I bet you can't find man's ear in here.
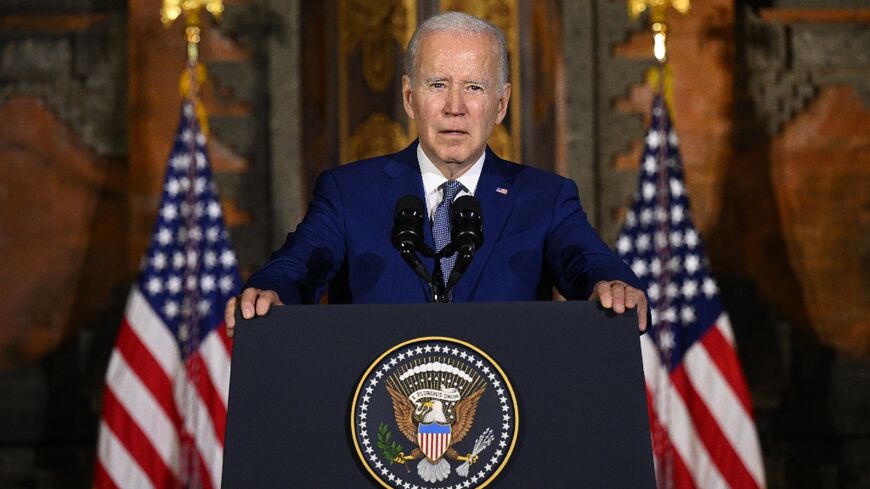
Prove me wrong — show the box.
[402,75,416,120]
[494,82,511,125]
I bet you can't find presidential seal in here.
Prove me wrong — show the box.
[351,337,519,489]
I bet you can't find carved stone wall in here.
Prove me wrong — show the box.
[561,0,652,239]
[0,8,127,156]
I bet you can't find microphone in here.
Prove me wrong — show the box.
[391,195,425,252]
[446,195,483,290]
[450,195,483,252]
[391,196,433,287]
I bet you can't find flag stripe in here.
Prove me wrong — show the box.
[126,287,182,376]
[701,317,754,414]
[217,324,234,357]
[114,318,182,428]
[101,388,177,487]
[97,419,156,489]
[195,445,217,489]
[199,326,232,410]
[641,336,728,489]
[93,460,120,489]
[186,349,228,443]
[177,375,225,489]
[689,329,765,486]
[717,314,736,347]
[646,389,698,489]
[671,366,761,489]
[105,350,180,474]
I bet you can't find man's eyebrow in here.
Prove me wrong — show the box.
[462,79,489,87]
[424,76,448,83]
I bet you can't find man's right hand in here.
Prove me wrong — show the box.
[224,287,284,338]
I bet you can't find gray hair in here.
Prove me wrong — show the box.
[404,11,509,91]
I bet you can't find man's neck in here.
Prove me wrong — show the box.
[432,160,475,180]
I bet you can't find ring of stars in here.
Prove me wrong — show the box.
[353,338,517,489]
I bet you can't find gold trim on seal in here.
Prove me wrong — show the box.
[351,336,520,489]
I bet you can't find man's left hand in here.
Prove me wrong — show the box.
[589,280,648,333]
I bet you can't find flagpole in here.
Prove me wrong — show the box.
[162,3,223,488]
[627,4,691,489]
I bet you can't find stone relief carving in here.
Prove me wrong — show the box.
[0,14,127,156]
[740,7,870,136]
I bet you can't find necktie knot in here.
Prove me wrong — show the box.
[442,180,463,203]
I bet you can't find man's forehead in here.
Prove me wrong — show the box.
[415,32,498,73]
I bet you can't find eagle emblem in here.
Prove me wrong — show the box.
[387,383,484,482]
[352,337,518,489]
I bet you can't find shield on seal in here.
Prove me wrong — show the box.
[417,423,452,461]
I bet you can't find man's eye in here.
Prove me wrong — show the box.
[468,85,484,92]
[430,82,445,89]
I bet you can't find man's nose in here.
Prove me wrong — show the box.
[443,87,466,116]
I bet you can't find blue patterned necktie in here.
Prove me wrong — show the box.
[433,180,464,287]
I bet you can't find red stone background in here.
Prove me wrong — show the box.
[0,98,127,369]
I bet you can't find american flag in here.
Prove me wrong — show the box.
[616,95,766,489]
[95,101,239,488]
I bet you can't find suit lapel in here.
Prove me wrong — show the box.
[378,142,427,216]
[377,142,434,297]
[452,150,519,302]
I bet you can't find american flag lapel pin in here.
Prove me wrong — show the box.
[496,187,508,195]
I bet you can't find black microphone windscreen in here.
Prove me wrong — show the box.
[451,195,483,250]
[395,195,425,216]
[451,195,481,216]
[392,195,425,251]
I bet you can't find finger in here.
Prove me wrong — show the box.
[596,282,612,308]
[624,287,639,309]
[588,281,601,301]
[637,293,649,333]
[255,291,280,316]
[240,288,259,319]
[224,296,237,337]
[611,283,626,314]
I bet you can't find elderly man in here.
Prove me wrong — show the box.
[225,12,647,335]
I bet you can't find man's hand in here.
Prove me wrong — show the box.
[589,280,648,333]
[224,287,284,338]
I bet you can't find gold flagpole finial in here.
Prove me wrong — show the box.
[161,0,224,65]
[628,0,690,63]
[162,0,222,135]
[629,1,690,119]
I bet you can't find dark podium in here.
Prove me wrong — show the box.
[222,301,655,488]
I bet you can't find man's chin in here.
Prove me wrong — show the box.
[431,147,482,165]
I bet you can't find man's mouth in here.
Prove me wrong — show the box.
[439,130,468,136]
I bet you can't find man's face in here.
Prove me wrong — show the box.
[402,31,511,173]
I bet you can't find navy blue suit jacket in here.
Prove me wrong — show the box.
[246,142,641,304]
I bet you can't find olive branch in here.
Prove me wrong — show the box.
[377,422,405,464]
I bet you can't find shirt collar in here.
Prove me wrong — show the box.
[417,143,485,198]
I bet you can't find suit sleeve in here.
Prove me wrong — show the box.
[244,170,346,304]
[545,178,643,300]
